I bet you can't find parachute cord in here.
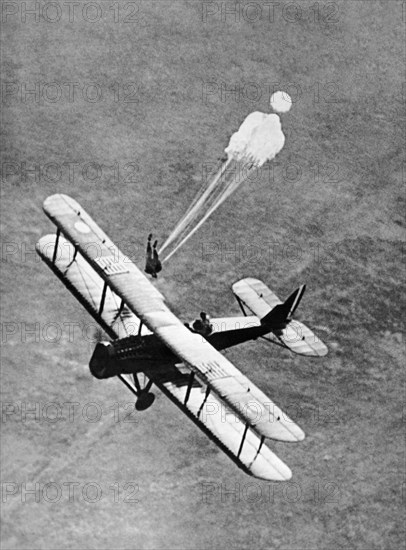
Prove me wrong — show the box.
[162,160,257,264]
[159,157,232,255]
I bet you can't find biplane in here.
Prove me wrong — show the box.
[36,194,327,482]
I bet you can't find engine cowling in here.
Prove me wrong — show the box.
[89,342,122,379]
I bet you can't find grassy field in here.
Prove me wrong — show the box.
[1,1,405,548]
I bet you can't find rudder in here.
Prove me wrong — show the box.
[261,285,306,327]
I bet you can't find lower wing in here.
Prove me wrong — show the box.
[145,363,292,481]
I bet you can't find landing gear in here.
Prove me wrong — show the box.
[135,391,155,411]
[117,373,156,411]
[133,373,155,411]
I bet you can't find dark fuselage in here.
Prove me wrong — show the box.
[89,321,281,379]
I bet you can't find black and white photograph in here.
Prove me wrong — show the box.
[1,1,405,548]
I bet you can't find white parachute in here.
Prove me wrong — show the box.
[159,92,291,262]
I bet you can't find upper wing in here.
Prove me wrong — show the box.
[233,278,328,357]
[36,233,146,340]
[40,194,304,443]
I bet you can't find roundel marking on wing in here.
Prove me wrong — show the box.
[74,220,91,234]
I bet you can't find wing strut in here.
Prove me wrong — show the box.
[52,229,60,263]
[138,321,143,336]
[237,423,249,458]
[249,435,265,468]
[99,282,108,315]
[66,246,78,270]
[112,299,125,323]
[184,371,195,405]
[197,386,211,418]
[236,295,248,316]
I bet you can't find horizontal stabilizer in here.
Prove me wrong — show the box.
[275,320,328,357]
[233,278,327,357]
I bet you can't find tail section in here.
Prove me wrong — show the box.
[261,285,306,327]
[233,279,327,356]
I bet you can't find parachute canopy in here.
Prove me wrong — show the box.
[160,96,290,263]
[225,112,285,166]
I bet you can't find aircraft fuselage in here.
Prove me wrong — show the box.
[89,321,278,379]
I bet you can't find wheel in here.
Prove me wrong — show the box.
[135,392,155,411]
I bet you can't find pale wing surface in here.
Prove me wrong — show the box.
[36,234,291,479]
[277,320,328,357]
[145,363,292,481]
[42,194,304,443]
[36,234,146,339]
[233,278,282,316]
[233,278,328,357]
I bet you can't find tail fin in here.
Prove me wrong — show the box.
[261,285,306,327]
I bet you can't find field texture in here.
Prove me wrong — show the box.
[1,1,405,549]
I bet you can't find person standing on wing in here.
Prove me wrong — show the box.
[145,234,162,278]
